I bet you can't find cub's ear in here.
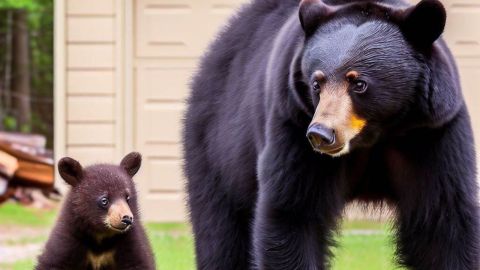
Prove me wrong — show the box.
[58,157,83,187]
[120,152,142,177]
[400,0,446,48]
[299,0,334,36]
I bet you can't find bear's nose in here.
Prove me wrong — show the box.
[306,124,336,148]
[121,215,133,226]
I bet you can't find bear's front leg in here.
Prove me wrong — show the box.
[253,123,345,270]
[391,110,480,270]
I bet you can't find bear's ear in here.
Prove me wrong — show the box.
[120,152,142,178]
[400,0,446,48]
[299,0,334,36]
[58,157,83,187]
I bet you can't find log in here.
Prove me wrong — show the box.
[13,160,53,187]
[0,150,19,177]
[0,141,53,165]
[0,131,46,148]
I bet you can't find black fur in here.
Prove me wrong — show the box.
[36,153,155,270]
[183,0,479,269]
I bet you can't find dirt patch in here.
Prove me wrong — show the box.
[0,243,42,263]
[0,226,50,264]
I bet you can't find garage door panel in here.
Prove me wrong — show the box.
[68,44,115,69]
[67,146,116,164]
[209,0,244,5]
[136,0,197,57]
[147,159,184,192]
[139,104,184,143]
[68,71,115,95]
[444,12,480,57]
[67,0,115,15]
[140,193,187,222]
[67,96,115,122]
[67,17,115,43]
[136,0,241,57]
[68,123,115,146]
[444,0,480,6]
[137,66,192,101]
[140,143,182,159]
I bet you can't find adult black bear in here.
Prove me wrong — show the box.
[36,152,155,270]
[184,0,479,269]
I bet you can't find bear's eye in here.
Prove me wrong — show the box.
[99,197,109,208]
[351,80,368,94]
[312,80,321,92]
[126,195,130,202]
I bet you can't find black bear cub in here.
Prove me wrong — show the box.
[36,152,155,270]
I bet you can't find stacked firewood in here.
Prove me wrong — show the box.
[0,131,54,205]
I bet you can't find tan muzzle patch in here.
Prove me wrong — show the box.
[308,83,366,156]
[105,200,133,232]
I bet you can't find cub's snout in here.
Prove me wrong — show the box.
[106,200,134,232]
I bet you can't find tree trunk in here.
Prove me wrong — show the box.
[11,9,31,130]
[0,10,14,130]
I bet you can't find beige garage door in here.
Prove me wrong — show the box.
[131,0,480,222]
[133,0,244,221]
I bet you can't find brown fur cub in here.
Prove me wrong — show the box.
[36,152,155,270]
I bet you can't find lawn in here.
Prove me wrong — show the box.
[0,202,402,270]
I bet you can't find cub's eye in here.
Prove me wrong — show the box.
[126,195,130,202]
[351,80,368,94]
[312,80,321,92]
[98,197,109,208]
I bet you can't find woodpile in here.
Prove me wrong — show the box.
[0,131,54,205]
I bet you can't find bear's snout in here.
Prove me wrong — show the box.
[308,84,366,156]
[106,200,134,232]
[121,215,133,226]
[307,123,336,148]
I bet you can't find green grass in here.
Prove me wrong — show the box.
[340,219,391,231]
[146,223,195,270]
[0,202,402,270]
[332,231,402,270]
[0,202,56,227]
[0,259,37,270]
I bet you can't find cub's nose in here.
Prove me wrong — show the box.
[306,124,336,148]
[121,215,133,226]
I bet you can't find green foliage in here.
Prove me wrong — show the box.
[0,0,41,11]
[0,0,53,147]
[30,111,48,135]
[20,123,31,133]
[3,115,17,130]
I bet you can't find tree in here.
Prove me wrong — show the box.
[12,9,31,129]
[0,0,53,147]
